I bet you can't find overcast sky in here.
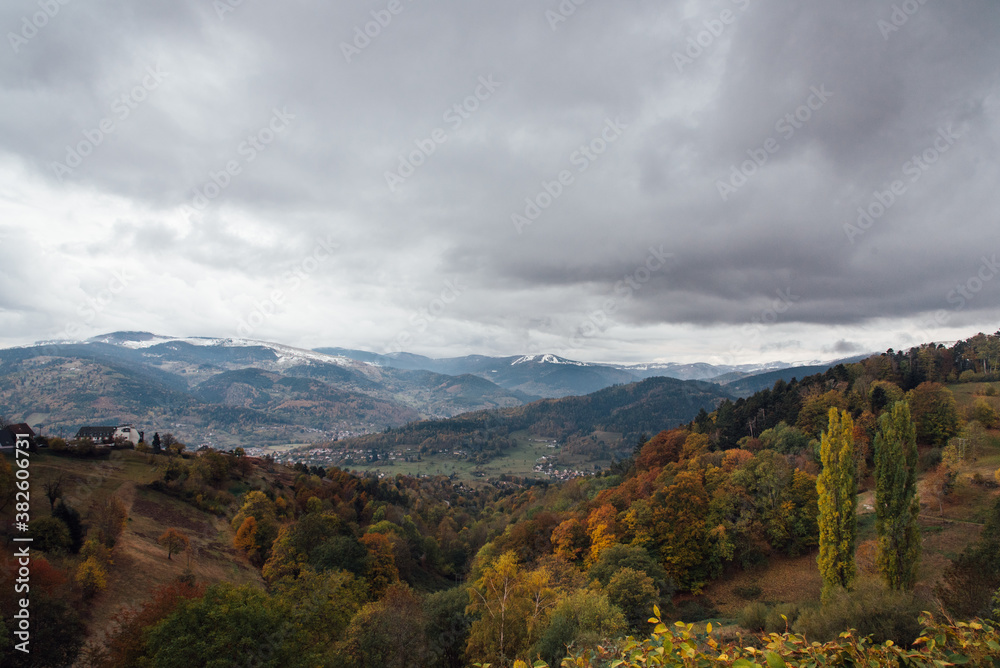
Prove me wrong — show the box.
[1,0,998,364]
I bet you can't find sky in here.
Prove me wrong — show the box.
[0,0,998,365]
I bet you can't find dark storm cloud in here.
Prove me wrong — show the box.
[0,0,998,358]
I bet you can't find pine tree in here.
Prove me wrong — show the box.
[874,401,921,590]
[817,407,858,599]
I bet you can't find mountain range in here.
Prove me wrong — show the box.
[0,332,865,449]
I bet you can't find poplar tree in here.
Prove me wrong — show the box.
[817,407,857,599]
[874,401,921,590]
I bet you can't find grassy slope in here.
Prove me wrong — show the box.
[19,450,263,649]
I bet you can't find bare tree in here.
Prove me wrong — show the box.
[42,473,68,511]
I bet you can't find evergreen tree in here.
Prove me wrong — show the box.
[152,432,162,453]
[817,408,858,599]
[874,401,921,590]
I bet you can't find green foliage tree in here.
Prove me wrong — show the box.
[340,583,429,668]
[30,516,72,554]
[423,585,472,668]
[817,408,858,599]
[758,421,811,453]
[271,568,366,665]
[144,584,302,668]
[604,567,658,632]
[907,382,960,445]
[532,588,626,666]
[874,401,921,590]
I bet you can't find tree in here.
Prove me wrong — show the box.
[604,567,659,631]
[42,473,66,511]
[94,495,128,547]
[360,532,399,596]
[159,528,190,560]
[585,504,617,566]
[91,578,205,668]
[340,583,429,668]
[817,408,858,599]
[873,401,921,590]
[926,463,957,516]
[971,398,999,428]
[466,551,541,666]
[907,382,959,445]
[29,516,72,554]
[144,584,302,668]
[551,518,588,563]
[532,588,626,666]
[76,556,108,598]
[53,500,84,553]
[152,432,162,453]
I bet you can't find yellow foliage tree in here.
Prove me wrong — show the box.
[76,556,107,598]
[817,408,858,599]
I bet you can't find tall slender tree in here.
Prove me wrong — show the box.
[874,401,921,590]
[817,407,858,599]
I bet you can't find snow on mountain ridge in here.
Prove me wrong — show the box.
[511,354,590,366]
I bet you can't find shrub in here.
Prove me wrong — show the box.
[738,601,768,632]
[793,577,926,646]
[30,516,72,554]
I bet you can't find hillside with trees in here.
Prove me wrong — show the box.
[2,332,1000,666]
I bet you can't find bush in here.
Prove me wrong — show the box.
[765,603,800,633]
[738,601,768,632]
[793,578,926,646]
[30,516,72,554]
[959,370,979,383]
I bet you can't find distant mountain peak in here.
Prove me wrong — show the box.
[511,354,589,366]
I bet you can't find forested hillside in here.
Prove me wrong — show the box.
[2,332,999,667]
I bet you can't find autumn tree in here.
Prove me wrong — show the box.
[91,578,205,668]
[94,495,128,547]
[360,532,399,596]
[873,401,921,590]
[159,528,190,560]
[817,408,858,599]
[76,557,108,598]
[650,470,713,591]
[585,504,617,566]
[466,551,558,666]
[551,517,588,562]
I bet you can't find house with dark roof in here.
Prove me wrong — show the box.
[75,425,142,445]
[0,423,35,449]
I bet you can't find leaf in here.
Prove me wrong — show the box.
[706,622,713,634]
[764,651,787,668]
